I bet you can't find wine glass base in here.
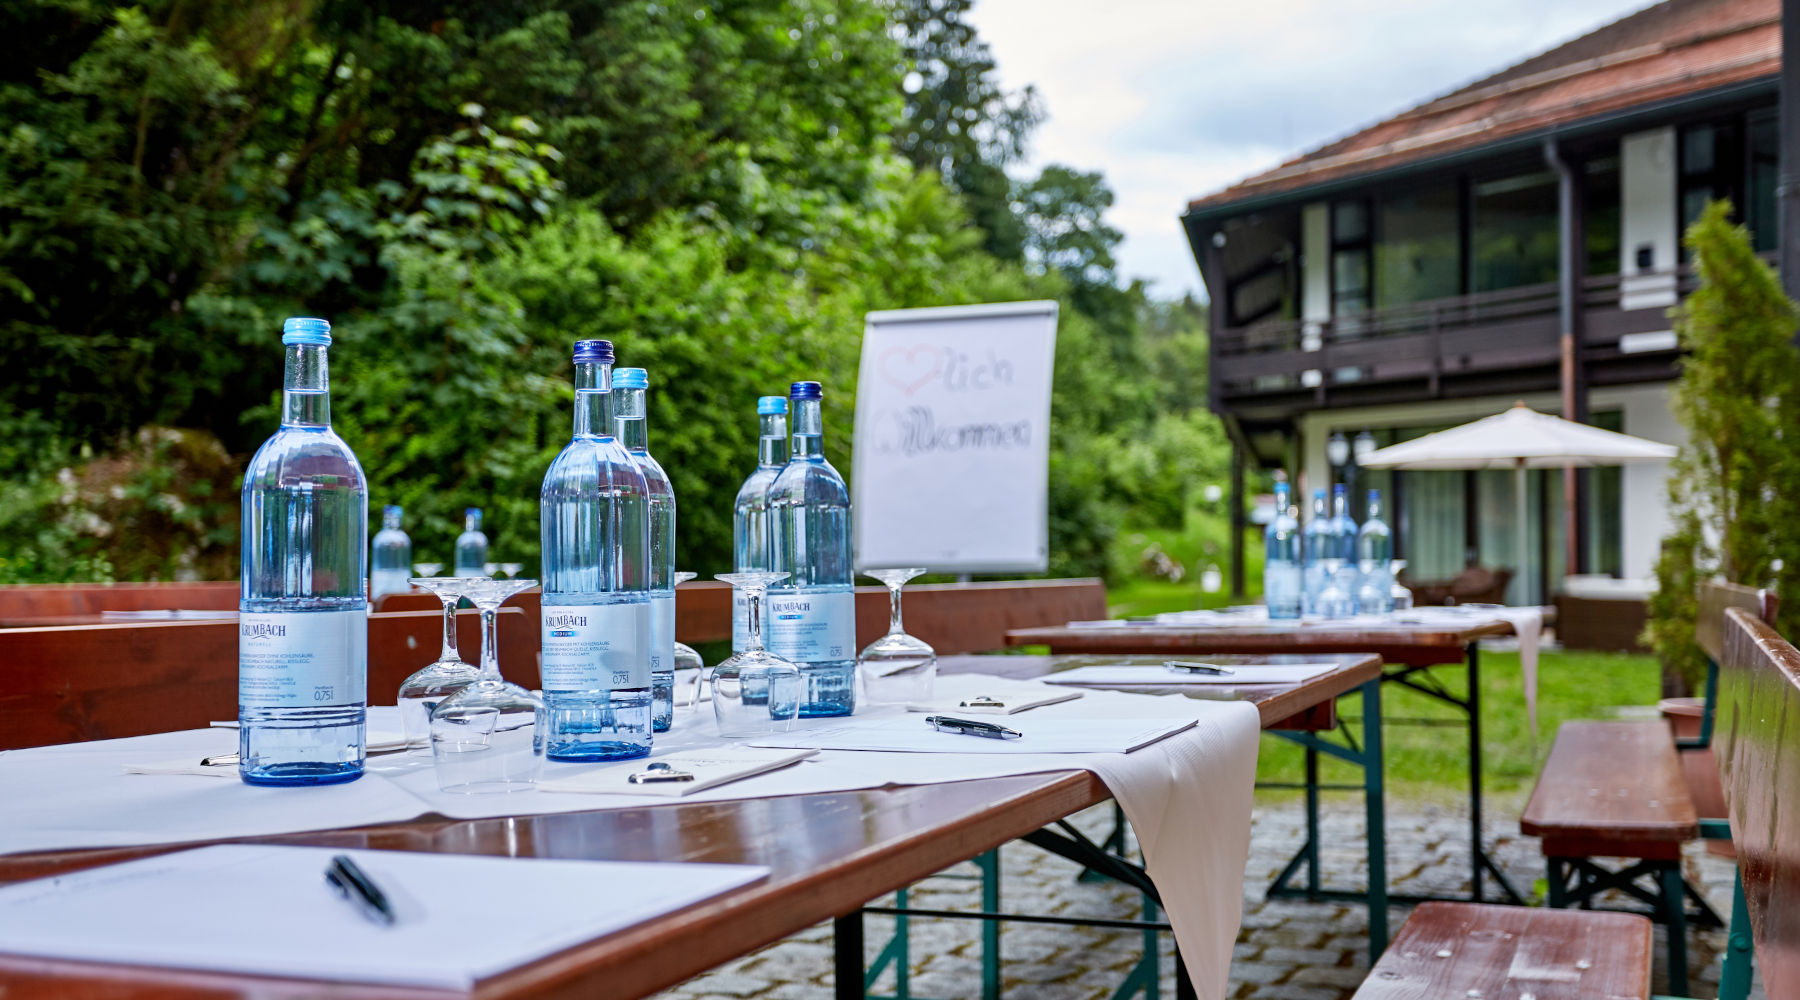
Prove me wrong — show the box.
[436,777,539,795]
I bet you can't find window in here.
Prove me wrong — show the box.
[1375,184,1461,308]
[1680,120,1742,238]
[1471,169,1557,292]
[1584,155,1621,277]
[1330,200,1372,318]
[1748,110,1777,253]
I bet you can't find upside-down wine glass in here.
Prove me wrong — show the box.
[857,568,937,704]
[500,562,524,580]
[711,572,801,737]
[1314,559,1355,620]
[670,571,707,711]
[1389,559,1414,612]
[428,577,543,793]
[397,578,482,754]
[413,562,443,579]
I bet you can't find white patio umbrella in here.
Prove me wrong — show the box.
[1356,401,1678,605]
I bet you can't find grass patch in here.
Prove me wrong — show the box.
[1255,647,1662,803]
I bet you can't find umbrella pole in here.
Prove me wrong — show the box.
[1515,459,1529,607]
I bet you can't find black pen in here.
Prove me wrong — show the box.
[1165,660,1234,676]
[925,716,1023,740]
[325,854,397,926]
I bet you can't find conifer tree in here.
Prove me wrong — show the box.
[1646,200,1800,690]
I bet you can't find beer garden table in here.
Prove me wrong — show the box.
[1004,618,1528,909]
[0,652,1383,1000]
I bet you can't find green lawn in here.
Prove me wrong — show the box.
[1255,647,1661,803]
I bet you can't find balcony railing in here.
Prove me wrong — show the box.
[1213,266,1700,406]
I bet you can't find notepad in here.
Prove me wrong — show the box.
[746,714,1194,754]
[0,845,768,989]
[905,684,1083,715]
[1044,663,1341,686]
[537,747,817,797]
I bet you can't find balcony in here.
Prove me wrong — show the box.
[1212,268,1699,421]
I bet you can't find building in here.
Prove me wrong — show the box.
[1180,0,1778,604]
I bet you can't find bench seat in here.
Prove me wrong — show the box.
[1352,902,1652,999]
[1521,720,1698,859]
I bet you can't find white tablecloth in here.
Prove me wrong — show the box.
[2,674,1261,1000]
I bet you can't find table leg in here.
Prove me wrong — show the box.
[835,911,865,1000]
[1467,642,1483,902]
[1361,677,1388,960]
[1304,743,1321,897]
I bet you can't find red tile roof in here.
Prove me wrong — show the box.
[1187,0,1778,211]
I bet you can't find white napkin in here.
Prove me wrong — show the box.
[536,748,816,797]
[1493,606,1543,740]
[126,730,411,777]
[1082,700,1262,1000]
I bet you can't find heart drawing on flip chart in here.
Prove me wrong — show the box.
[878,344,943,397]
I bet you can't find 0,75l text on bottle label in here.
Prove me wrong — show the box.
[764,591,855,662]
[541,602,650,693]
[238,610,368,708]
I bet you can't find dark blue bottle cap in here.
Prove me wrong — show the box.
[613,367,648,389]
[465,507,481,519]
[1367,489,1381,502]
[757,395,789,415]
[790,381,822,400]
[281,317,331,346]
[572,340,613,365]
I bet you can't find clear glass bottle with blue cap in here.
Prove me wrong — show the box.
[454,507,488,577]
[539,340,654,760]
[732,395,789,652]
[238,317,369,785]
[370,505,412,600]
[766,380,856,716]
[612,365,677,732]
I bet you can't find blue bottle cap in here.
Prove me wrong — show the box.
[1367,489,1381,502]
[465,507,481,519]
[281,317,331,346]
[384,504,403,517]
[1333,483,1347,496]
[1313,489,1326,499]
[613,367,648,389]
[790,381,822,400]
[757,396,789,415]
[572,340,614,365]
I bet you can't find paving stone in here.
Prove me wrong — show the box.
[650,800,1761,1000]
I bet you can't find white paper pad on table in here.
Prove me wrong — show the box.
[1045,663,1341,686]
[538,748,816,797]
[0,844,767,989]
[747,714,1194,754]
[905,675,1083,715]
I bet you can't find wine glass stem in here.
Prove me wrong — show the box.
[479,606,502,680]
[439,597,460,661]
[745,588,767,653]
[887,583,905,636]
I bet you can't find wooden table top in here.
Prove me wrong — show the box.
[1005,618,1514,667]
[0,652,1379,1000]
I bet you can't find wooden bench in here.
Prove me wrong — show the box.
[1350,585,1797,1000]
[1513,581,1774,992]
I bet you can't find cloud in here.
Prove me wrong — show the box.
[970,0,1653,298]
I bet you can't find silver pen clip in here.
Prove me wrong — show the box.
[1165,660,1234,676]
[628,761,696,784]
[959,696,1006,709]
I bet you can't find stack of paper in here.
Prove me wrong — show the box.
[747,714,1194,754]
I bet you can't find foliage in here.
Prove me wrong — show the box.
[0,0,1231,588]
[1645,200,1800,691]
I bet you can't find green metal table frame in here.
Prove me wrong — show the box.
[834,675,1388,998]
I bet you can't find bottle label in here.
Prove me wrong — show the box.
[732,593,749,653]
[541,602,649,693]
[764,590,855,663]
[649,594,675,674]
[239,610,367,708]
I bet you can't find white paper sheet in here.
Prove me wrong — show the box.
[1044,662,1341,686]
[537,748,817,797]
[744,714,1195,754]
[0,844,767,989]
[904,673,1084,714]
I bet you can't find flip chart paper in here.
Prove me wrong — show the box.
[852,301,1058,573]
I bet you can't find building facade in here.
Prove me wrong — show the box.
[1181,0,1779,604]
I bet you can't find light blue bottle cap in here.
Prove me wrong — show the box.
[757,396,788,415]
[281,317,331,346]
[614,367,648,389]
[384,504,402,517]
[1367,489,1381,502]
[465,507,482,520]
[790,381,822,400]
[1313,489,1326,499]
[572,340,613,365]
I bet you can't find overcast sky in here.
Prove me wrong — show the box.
[968,0,1657,300]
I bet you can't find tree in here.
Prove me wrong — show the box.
[1644,200,1800,691]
